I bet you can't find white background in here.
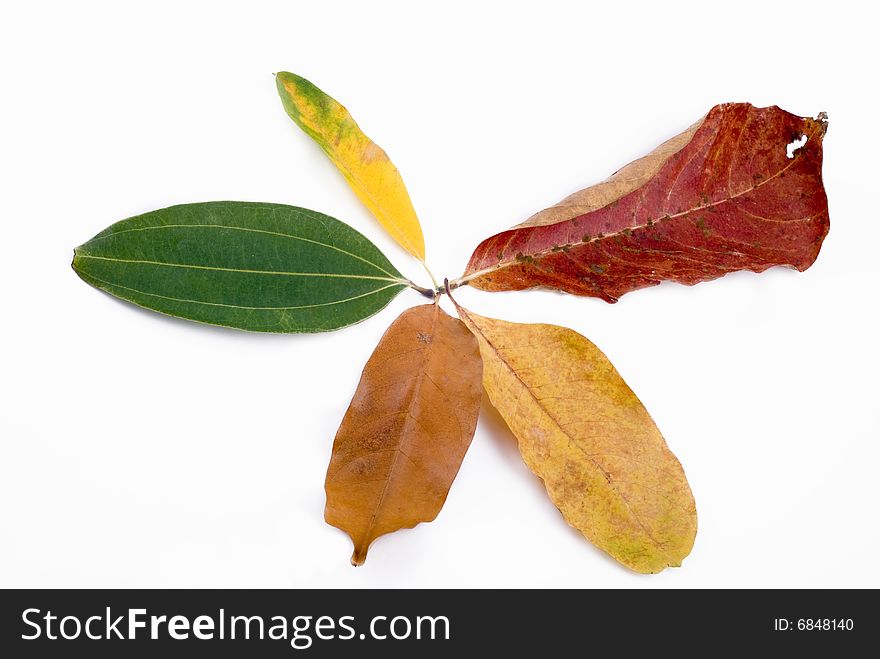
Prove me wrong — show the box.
[2,1,878,588]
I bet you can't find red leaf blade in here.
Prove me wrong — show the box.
[462,104,829,301]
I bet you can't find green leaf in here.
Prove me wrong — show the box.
[72,201,408,333]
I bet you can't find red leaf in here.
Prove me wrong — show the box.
[460,104,829,302]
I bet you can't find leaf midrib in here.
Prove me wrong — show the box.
[86,222,402,280]
[74,254,405,284]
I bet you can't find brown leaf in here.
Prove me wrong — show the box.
[324,303,482,565]
[460,103,829,301]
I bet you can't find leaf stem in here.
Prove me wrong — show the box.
[407,279,437,299]
[419,258,440,290]
[443,278,462,310]
[445,274,472,290]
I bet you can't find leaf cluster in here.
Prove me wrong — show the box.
[73,73,829,572]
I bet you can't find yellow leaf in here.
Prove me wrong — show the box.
[276,72,426,261]
[457,308,697,573]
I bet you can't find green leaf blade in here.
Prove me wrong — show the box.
[73,202,407,333]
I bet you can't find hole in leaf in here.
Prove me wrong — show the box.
[786,134,807,158]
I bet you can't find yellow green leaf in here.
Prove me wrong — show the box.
[276,71,426,261]
[457,308,697,573]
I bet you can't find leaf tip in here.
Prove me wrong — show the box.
[816,111,829,135]
[274,71,300,102]
[350,546,367,567]
[71,246,84,272]
[275,71,312,98]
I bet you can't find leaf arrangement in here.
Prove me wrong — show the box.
[73,72,829,573]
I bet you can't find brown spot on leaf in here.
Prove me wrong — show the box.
[361,142,386,164]
[695,217,710,237]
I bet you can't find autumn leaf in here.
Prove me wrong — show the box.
[276,72,427,262]
[325,303,483,565]
[459,103,829,301]
[72,202,407,333]
[457,307,696,573]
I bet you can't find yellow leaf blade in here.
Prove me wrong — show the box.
[459,309,697,573]
[276,72,426,261]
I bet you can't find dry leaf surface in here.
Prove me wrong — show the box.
[325,303,482,564]
[463,103,829,301]
[459,308,696,573]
